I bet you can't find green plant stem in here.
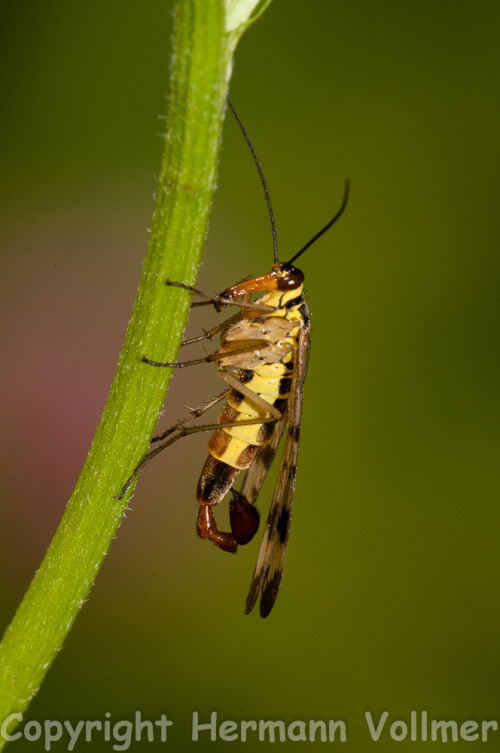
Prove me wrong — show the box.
[0,0,273,745]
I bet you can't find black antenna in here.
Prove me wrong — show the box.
[286,179,350,267]
[227,96,279,264]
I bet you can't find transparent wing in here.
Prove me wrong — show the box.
[245,327,311,617]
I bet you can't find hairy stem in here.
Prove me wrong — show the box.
[0,0,274,745]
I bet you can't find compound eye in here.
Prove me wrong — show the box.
[277,265,304,290]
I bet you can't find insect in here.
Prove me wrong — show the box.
[119,97,348,616]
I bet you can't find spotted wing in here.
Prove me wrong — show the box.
[245,327,311,617]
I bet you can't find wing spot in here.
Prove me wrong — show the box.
[277,508,290,543]
[260,443,276,465]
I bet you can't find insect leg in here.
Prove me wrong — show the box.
[117,423,194,500]
[151,390,229,443]
[166,279,274,313]
[118,393,229,499]
[180,313,242,346]
[142,341,269,369]
[118,410,276,500]
[180,292,249,346]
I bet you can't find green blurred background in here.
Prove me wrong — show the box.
[1,1,500,750]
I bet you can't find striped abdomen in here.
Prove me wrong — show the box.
[197,284,305,507]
